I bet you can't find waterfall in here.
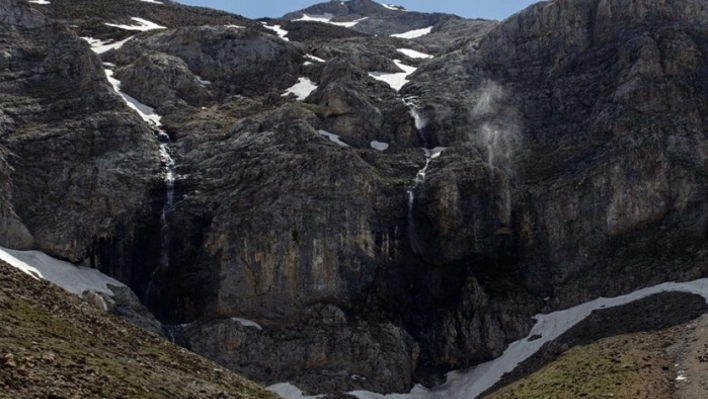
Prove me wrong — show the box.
[146,130,176,305]
[101,64,178,305]
[403,97,446,254]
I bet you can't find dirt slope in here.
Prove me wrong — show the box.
[0,260,278,399]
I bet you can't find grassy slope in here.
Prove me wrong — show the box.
[484,330,675,399]
[0,260,278,399]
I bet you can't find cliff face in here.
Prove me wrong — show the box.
[400,0,708,373]
[0,1,159,281]
[5,0,708,396]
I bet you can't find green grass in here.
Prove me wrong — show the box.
[485,332,673,399]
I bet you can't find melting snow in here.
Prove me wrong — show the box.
[105,69,162,128]
[369,60,417,91]
[232,317,263,331]
[138,0,163,3]
[262,22,289,41]
[318,130,350,148]
[81,36,135,55]
[105,17,166,31]
[195,76,211,87]
[370,141,389,151]
[391,26,433,39]
[0,246,126,296]
[396,48,433,59]
[293,14,367,28]
[268,383,322,399]
[425,147,446,159]
[272,278,708,399]
[282,77,318,101]
[305,54,326,63]
[293,13,334,23]
[28,0,51,4]
[380,3,406,11]
[225,24,246,29]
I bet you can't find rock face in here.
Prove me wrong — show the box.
[30,0,258,40]
[110,26,306,99]
[180,304,419,394]
[281,0,497,54]
[282,0,460,37]
[397,0,708,374]
[152,104,406,322]
[0,0,159,281]
[8,0,708,396]
[114,53,212,109]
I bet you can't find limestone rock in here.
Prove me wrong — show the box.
[109,26,306,99]
[180,304,420,394]
[0,0,159,269]
[115,53,212,109]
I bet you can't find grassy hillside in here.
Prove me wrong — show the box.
[484,331,674,399]
[0,260,278,399]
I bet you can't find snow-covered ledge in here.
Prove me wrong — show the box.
[0,246,124,296]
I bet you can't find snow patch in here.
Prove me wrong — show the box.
[105,69,162,128]
[275,278,708,399]
[81,36,135,55]
[0,246,126,296]
[391,26,433,39]
[105,17,166,31]
[396,48,433,59]
[380,3,406,11]
[368,60,416,91]
[293,13,334,23]
[28,0,50,4]
[425,147,446,159]
[225,24,246,29]
[318,130,350,148]
[138,0,163,4]
[293,14,367,28]
[232,317,263,331]
[370,141,389,151]
[267,383,322,399]
[262,22,289,41]
[305,54,326,63]
[195,76,211,87]
[282,77,318,101]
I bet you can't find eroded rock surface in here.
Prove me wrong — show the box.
[7,0,708,396]
[0,1,159,274]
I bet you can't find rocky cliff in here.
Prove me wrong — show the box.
[0,1,160,290]
[397,0,708,374]
[6,0,708,397]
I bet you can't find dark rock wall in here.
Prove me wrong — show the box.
[0,1,160,286]
[8,0,708,395]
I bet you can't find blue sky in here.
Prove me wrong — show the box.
[176,0,539,20]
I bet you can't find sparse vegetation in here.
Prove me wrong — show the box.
[0,261,278,399]
[485,331,675,399]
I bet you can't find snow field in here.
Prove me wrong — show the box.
[0,246,125,296]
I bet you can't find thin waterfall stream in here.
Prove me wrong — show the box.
[403,97,445,254]
[101,64,178,305]
[146,130,176,304]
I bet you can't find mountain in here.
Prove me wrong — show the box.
[3,0,708,397]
